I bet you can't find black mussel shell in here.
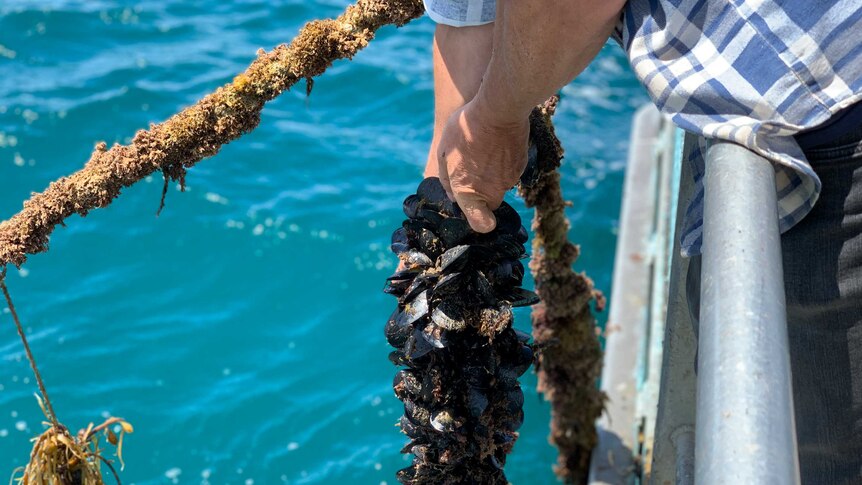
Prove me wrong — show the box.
[418,228,444,260]
[406,331,435,361]
[467,387,490,417]
[430,303,466,332]
[400,277,429,305]
[487,235,526,260]
[430,409,462,433]
[394,369,422,399]
[416,177,449,204]
[403,194,421,219]
[493,430,516,446]
[396,466,416,483]
[438,217,472,247]
[386,308,413,348]
[388,349,410,367]
[383,278,410,297]
[499,408,524,432]
[492,202,522,236]
[519,142,540,188]
[410,444,434,463]
[387,269,420,281]
[399,415,427,439]
[403,249,433,268]
[464,364,493,389]
[402,219,429,241]
[433,272,464,295]
[404,399,432,426]
[420,322,447,349]
[487,259,525,288]
[417,208,444,227]
[503,386,524,414]
[473,271,496,305]
[502,288,540,307]
[391,227,410,254]
[512,260,525,281]
[397,290,429,327]
[516,225,529,244]
[498,345,534,386]
[439,245,473,273]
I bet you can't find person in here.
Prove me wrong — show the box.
[420,1,862,483]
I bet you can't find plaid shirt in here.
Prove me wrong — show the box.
[424,0,862,256]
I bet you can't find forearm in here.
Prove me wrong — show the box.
[425,23,494,177]
[474,0,626,125]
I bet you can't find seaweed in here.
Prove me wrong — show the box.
[2,274,132,485]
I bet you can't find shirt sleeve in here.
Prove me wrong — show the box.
[423,0,496,27]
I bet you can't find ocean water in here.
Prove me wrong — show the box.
[0,2,648,484]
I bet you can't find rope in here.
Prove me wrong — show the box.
[0,0,425,269]
[0,269,60,429]
[520,98,605,484]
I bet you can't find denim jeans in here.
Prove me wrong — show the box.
[687,127,862,485]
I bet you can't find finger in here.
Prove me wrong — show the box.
[437,152,455,201]
[456,194,497,233]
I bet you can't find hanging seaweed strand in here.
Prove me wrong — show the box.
[520,98,606,484]
[2,271,135,484]
[0,0,425,270]
[0,270,60,429]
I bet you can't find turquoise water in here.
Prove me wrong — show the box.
[0,2,648,483]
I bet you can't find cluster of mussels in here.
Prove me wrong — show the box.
[384,178,538,484]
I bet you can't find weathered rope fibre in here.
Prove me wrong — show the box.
[519,98,606,484]
[0,0,424,269]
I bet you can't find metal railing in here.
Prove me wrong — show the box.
[695,141,801,484]
[590,119,803,484]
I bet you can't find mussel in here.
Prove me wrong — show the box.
[383,178,538,485]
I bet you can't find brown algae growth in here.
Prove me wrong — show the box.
[12,413,133,485]
[519,99,606,484]
[0,0,424,269]
[2,275,133,485]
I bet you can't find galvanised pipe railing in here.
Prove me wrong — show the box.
[696,140,801,485]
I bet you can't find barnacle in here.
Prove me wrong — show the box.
[384,178,537,484]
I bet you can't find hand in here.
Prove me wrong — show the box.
[436,99,530,233]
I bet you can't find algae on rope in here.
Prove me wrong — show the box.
[519,98,607,485]
[0,0,424,269]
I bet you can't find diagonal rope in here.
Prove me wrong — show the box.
[0,270,60,429]
[0,0,425,269]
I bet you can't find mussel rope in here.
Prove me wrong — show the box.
[0,0,425,269]
[0,269,60,429]
[520,98,605,484]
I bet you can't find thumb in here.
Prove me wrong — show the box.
[456,194,497,233]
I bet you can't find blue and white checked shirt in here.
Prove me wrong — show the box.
[424,0,862,256]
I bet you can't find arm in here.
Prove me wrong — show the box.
[425,23,495,178]
[437,0,627,232]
